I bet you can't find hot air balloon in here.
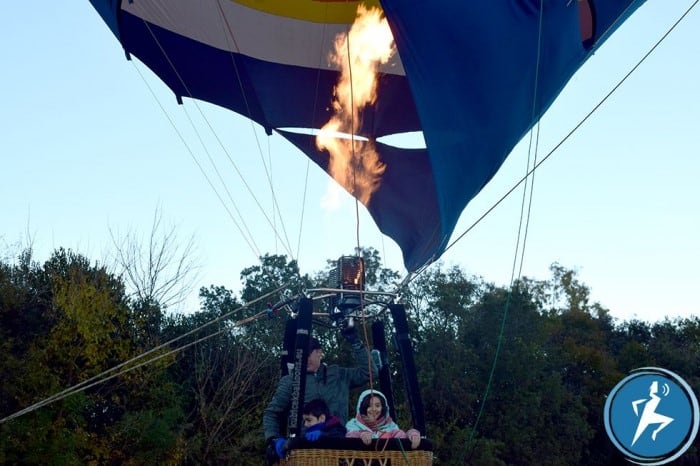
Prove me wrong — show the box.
[88,0,646,273]
[0,2,669,464]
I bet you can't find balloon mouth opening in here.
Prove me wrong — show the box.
[377,131,426,150]
[278,128,426,150]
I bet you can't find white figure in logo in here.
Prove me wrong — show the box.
[631,381,674,446]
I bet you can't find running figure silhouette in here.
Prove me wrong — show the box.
[631,381,674,446]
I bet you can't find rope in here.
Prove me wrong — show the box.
[213,0,296,259]
[128,61,261,259]
[516,123,541,280]
[141,17,296,260]
[268,136,277,255]
[512,0,546,285]
[456,0,546,453]
[296,4,332,262]
[179,102,263,255]
[0,286,285,424]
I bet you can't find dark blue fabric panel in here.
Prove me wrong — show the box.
[590,0,647,45]
[367,142,441,271]
[89,0,120,39]
[277,130,440,271]
[116,12,420,137]
[119,12,269,129]
[242,61,421,136]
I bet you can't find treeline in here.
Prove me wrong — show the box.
[1,247,698,465]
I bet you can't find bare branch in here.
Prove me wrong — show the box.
[108,207,201,311]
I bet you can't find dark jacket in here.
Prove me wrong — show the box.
[279,415,347,457]
[263,342,377,441]
[306,415,347,439]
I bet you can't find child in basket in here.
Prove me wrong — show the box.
[345,389,421,449]
[301,398,347,441]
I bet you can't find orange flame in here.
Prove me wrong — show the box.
[316,5,395,205]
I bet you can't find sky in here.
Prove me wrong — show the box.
[1,1,698,324]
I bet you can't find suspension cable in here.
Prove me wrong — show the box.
[129,61,261,259]
[458,2,546,462]
[213,0,295,259]
[141,18,295,259]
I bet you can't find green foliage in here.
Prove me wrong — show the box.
[239,253,309,305]
[0,248,185,464]
[2,247,700,465]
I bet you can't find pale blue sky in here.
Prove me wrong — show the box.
[1,1,698,323]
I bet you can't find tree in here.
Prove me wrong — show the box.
[109,208,200,313]
[5,246,700,465]
[535,268,622,465]
[162,284,278,465]
[0,248,185,464]
[238,254,313,354]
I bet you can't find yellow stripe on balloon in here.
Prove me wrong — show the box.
[231,0,382,23]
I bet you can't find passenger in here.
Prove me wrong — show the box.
[346,389,421,449]
[263,328,377,461]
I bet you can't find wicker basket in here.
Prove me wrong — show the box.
[280,438,433,466]
[280,450,433,466]
[283,448,433,466]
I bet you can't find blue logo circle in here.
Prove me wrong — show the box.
[604,367,699,465]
